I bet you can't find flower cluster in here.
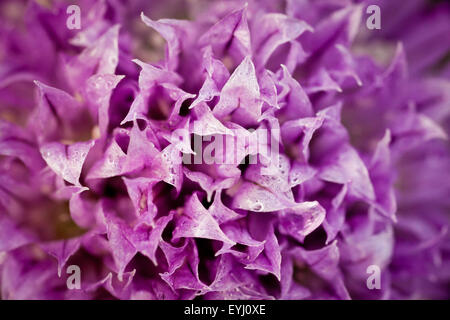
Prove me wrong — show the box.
[0,0,449,299]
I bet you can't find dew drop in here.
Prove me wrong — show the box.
[251,201,264,212]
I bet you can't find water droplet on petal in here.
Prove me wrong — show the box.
[252,201,264,212]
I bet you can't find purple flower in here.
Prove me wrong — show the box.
[0,0,449,300]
